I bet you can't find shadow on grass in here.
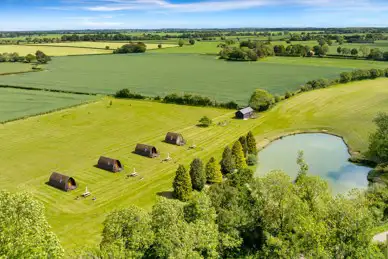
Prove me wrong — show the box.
[156,191,174,200]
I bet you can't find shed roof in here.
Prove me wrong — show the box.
[238,107,254,115]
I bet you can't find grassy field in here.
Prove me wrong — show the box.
[0,45,111,56]
[152,41,226,54]
[0,88,97,122]
[0,79,387,252]
[0,62,33,75]
[31,42,178,50]
[0,54,358,104]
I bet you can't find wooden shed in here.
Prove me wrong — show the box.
[48,172,77,192]
[235,107,254,120]
[165,132,186,146]
[97,156,123,173]
[135,144,159,158]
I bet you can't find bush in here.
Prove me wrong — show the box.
[198,116,212,127]
[178,40,184,47]
[249,89,274,111]
[246,154,257,166]
[115,89,146,99]
[163,93,213,107]
[340,72,352,83]
[189,39,195,45]
[284,91,292,99]
[158,44,162,49]
[274,95,282,102]
[114,42,146,54]
[105,46,110,50]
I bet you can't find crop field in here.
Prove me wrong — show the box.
[0,79,386,251]
[31,42,178,50]
[0,54,357,104]
[0,62,33,75]
[0,45,111,56]
[0,88,97,122]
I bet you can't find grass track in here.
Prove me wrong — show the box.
[0,54,362,104]
[0,88,97,122]
[0,79,387,252]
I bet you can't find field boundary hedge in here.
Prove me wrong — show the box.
[0,84,99,96]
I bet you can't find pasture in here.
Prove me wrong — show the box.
[0,45,111,56]
[0,54,357,104]
[31,42,178,50]
[0,79,386,251]
[0,62,33,75]
[0,88,96,122]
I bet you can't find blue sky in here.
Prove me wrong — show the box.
[1,0,388,31]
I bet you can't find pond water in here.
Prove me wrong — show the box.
[256,133,371,194]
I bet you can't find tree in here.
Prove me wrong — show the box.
[35,50,51,63]
[239,136,248,157]
[220,146,234,175]
[173,165,192,201]
[189,158,206,191]
[189,39,195,45]
[351,48,358,56]
[337,46,342,55]
[359,46,370,57]
[249,89,274,111]
[368,112,388,163]
[232,141,247,170]
[322,44,329,55]
[158,43,162,49]
[206,157,223,184]
[100,206,154,258]
[178,39,184,47]
[105,46,110,50]
[198,116,212,127]
[113,42,146,54]
[0,191,64,258]
[295,150,309,183]
[340,72,352,83]
[24,53,36,63]
[246,131,257,155]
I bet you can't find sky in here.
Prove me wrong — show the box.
[1,0,388,31]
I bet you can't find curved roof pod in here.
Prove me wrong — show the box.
[165,132,186,146]
[135,144,159,158]
[97,156,123,173]
[48,172,77,192]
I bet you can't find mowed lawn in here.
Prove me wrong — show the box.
[0,54,357,104]
[0,100,259,250]
[0,88,97,122]
[0,62,33,75]
[0,45,111,56]
[0,79,387,251]
[31,42,178,50]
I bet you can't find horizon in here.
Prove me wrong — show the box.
[1,0,388,31]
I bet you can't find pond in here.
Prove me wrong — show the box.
[256,133,371,194]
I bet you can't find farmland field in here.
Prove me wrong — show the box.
[31,42,178,50]
[0,53,360,104]
[0,45,111,56]
[0,62,33,75]
[0,88,97,122]
[0,79,387,251]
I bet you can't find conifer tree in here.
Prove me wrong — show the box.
[246,131,257,155]
[173,165,192,201]
[232,141,247,170]
[220,146,235,175]
[206,157,223,184]
[239,136,248,157]
[189,158,206,191]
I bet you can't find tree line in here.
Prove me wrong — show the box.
[0,50,51,64]
[113,42,147,54]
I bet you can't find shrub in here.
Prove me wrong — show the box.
[249,89,274,111]
[115,89,146,99]
[189,158,205,191]
[246,154,257,166]
[178,39,184,47]
[114,42,146,54]
[163,93,213,107]
[158,44,162,49]
[285,91,292,99]
[274,95,282,102]
[105,46,110,50]
[189,39,195,45]
[198,116,212,127]
[172,165,192,201]
[206,157,223,184]
[340,72,352,83]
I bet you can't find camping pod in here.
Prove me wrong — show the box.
[97,156,123,173]
[135,144,159,158]
[165,132,186,146]
[48,172,77,192]
[235,107,254,120]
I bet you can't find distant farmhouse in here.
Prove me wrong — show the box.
[235,107,254,120]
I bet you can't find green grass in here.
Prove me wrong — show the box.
[152,41,225,54]
[30,42,177,50]
[0,54,360,104]
[0,88,97,122]
[0,79,387,252]
[0,62,33,75]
